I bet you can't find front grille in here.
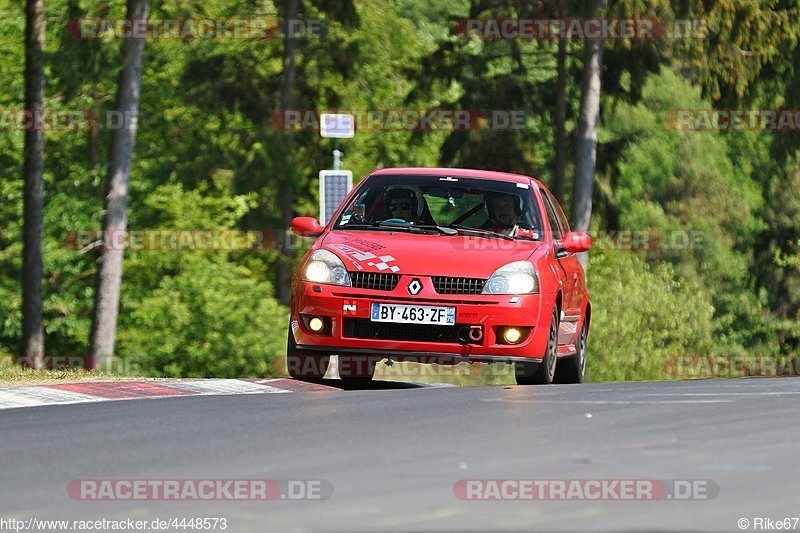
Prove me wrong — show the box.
[431,276,487,295]
[332,292,499,306]
[343,318,460,343]
[350,272,401,291]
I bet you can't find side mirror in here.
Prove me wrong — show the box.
[560,232,592,253]
[291,217,324,237]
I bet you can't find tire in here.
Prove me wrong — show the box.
[515,309,558,385]
[555,319,587,384]
[286,326,330,380]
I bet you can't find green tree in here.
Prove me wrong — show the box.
[604,67,775,354]
[587,249,714,381]
[756,153,800,352]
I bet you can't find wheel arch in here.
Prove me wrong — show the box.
[554,291,562,318]
[584,301,592,333]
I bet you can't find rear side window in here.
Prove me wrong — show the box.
[539,188,564,239]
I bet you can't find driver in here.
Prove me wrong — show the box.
[384,188,420,223]
[482,192,522,236]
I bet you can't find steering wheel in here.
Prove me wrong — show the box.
[383,218,408,224]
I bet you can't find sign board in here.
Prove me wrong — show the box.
[320,113,355,138]
[319,170,353,225]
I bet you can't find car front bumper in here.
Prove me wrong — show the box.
[292,279,557,363]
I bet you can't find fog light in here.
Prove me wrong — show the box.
[309,317,325,332]
[503,327,522,344]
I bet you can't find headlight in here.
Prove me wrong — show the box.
[303,249,351,286]
[482,260,538,294]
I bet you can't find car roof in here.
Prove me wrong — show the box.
[369,167,545,188]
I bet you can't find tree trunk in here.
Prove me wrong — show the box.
[552,21,568,203]
[571,0,606,270]
[21,0,46,369]
[88,0,149,369]
[275,0,299,306]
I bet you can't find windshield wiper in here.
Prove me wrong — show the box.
[337,222,455,235]
[375,221,459,235]
[407,224,458,235]
[448,224,515,241]
[335,223,406,232]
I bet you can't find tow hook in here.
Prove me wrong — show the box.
[468,325,483,343]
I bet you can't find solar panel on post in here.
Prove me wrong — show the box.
[319,170,353,225]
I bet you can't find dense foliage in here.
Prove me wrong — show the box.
[1,0,798,380]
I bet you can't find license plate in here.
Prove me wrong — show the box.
[370,303,456,325]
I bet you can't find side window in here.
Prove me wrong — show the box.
[545,188,570,234]
[539,189,564,240]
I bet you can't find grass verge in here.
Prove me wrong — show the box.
[0,367,138,387]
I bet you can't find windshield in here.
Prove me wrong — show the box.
[333,174,542,240]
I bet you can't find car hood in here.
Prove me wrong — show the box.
[319,229,541,278]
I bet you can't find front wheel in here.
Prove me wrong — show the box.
[515,309,558,385]
[286,326,330,380]
[555,319,587,384]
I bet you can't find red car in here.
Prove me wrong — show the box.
[287,168,592,385]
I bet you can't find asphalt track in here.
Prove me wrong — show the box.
[1,377,799,532]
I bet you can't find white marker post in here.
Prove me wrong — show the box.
[320,113,354,170]
[319,114,355,224]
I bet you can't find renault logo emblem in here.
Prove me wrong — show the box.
[407,278,422,295]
